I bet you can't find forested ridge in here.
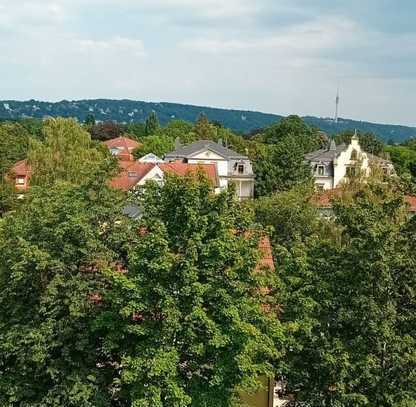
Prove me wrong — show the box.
[1,99,416,142]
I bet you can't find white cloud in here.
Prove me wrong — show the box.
[179,17,360,55]
[78,37,146,58]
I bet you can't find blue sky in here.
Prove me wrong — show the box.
[0,0,415,125]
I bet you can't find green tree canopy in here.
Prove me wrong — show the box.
[282,179,416,406]
[100,175,284,406]
[145,111,160,136]
[134,134,175,159]
[0,180,127,406]
[261,116,323,153]
[28,118,115,187]
[253,137,313,197]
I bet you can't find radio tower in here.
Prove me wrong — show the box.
[334,87,340,123]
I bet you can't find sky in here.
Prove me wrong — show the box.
[0,0,415,126]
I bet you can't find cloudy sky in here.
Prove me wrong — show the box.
[1,0,415,125]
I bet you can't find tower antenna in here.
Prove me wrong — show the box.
[334,87,340,123]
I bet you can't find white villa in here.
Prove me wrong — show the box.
[165,139,255,200]
[305,133,395,190]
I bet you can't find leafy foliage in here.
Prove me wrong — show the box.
[282,180,416,406]
[28,118,115,187]
[99,175,284,406]
[0,181,126,406]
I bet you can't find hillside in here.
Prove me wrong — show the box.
[1,99,415,142]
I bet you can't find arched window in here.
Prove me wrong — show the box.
[351,149,358,161]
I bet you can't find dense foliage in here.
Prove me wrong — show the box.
[1,113,416,406]
[1,100,416,141]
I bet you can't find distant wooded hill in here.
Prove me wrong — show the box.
[1,99,415,142]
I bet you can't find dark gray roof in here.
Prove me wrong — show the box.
[305,143,348,163]
[165,140,248,160]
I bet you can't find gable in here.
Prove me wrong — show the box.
[190,149,226,160]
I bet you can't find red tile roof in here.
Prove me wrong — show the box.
[104,136,142,161]
[8,160,32,191]
[406,195,416,212]
[109,161,155,191]
[159,161,219,187]
[312,188,416,213]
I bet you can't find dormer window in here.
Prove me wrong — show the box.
[128,172,137,178]
[16,177,25,185]
[237,164,244,174]
[110,147,121,156]
[317,165,325,176]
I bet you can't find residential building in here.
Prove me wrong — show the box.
[110,160,219,191]
[103,136,141,161]
[8,160,31,191]
[165,139,255,200]
[305,133,395,191]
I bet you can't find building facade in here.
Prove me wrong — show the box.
[305,134,395,190]
[165,140,255,200]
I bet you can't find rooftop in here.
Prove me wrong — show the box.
[165,139,248,160]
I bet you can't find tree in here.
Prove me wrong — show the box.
[261,116,323,153]
[89,121,124,141]
[155,120,196,144]
[0,122,31,177]
[84,113,96,127]
[253,137,313,197]
[133,134,175,159]
[194,113,217,140]
[254,185,322,251]
[0,181,127,406]
[145,111,160,136]
[282,180,416,406]
[99,175,284,406]
[28,118,115,187]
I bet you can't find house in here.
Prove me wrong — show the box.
[110,160,219,191]
[305,133,395,191]
[165,139,255,200]
[103,136,141,161]
[8,160,31,191]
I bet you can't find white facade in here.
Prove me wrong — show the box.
[165,140,255,200]
[306,135,394,191]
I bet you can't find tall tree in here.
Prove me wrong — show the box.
[261,115,323,153]
[145,111,160,136]
[0,181,127,406]
[282,180,416,406]
[28,118,115,187]
[253,137,313,197]
[194,113,217,140]
[100,175,284,406]
[84,113,96,127]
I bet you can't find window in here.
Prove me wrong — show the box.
[346,166,358,177]
[316,183,325,192]
[317,165,325,176]
[16,177,25,185]
[237,164,244,174]
[110,147,121,156]
[128,171,137,178]
[351,149,358,161]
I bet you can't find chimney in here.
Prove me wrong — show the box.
[217,138,223,147]
[175,137,182,150]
